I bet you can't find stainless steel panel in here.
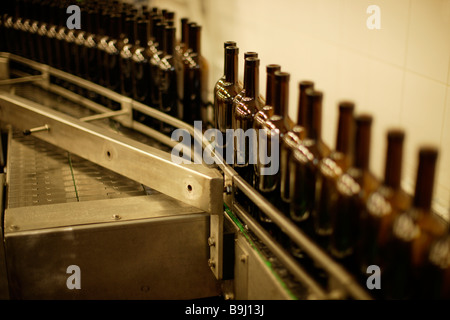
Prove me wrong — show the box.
[5,209,221,299]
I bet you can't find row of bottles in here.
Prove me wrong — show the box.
[2,0,449,300]
[0,0,210,132]
[213,41,450,299]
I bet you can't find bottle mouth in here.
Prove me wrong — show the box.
[338,101,355,112]
[299,80,314,89]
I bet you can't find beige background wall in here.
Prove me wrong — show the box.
[139,0,450,220]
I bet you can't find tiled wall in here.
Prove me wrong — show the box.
[147,0,450,220]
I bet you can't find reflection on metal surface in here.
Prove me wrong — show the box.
[7,131,148,209]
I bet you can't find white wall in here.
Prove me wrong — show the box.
[146,0,450,220]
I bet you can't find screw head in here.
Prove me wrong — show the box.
[208,259,216,269]
[208,237,215,247]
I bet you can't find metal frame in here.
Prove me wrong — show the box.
[0,52,372,299]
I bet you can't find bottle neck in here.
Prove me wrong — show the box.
[384,130,404,190]
[297,81,314,127]
[335,102,354,156]
[305,90,323,141]
[181,18,189,45]
[223,41,237,75]
[413,148,438,211]
[125,18,136,43]
[164,26,175,55]
[109,14,121,40]
[137,20,148,46]
[150,16,162,40]
[224,47,239,84]
[265,64,280,107]
[354,115,372,171]
[155,22,167,51]
[188,24,201,54]
[243,58,260,99]
[273,72,290,118]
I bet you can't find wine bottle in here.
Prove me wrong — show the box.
[358,129,410,274]
[255,71,290,230]
[158,25,179,134]
[232,56,262,186]
[104,13,124,106]
[85,9,101,84]
[289,89,329,235]
[132,18,152,106]
[96,9,112,89]
[11,0,24,57]
[149,21,167,111]
[419,224,450,299]
[214,44,241,162]
[175,17,189,58]
[313,101,354,248]
[385,147,447,299]
[119,16,138,98]
[181,24,209,126]
[75,7,89,80]
[329,115,378,272]
[22,0,37,60]
[254,64,281,193]
[279,81,313,215]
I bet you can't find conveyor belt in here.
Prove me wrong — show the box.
[7,131,150,208]
[4,83,168,209]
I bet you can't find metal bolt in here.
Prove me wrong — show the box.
[223,185,232,195]
[240,255,247,263]
[9,224,19,231]
[208,259,216,269]
[208,237,215,247]
[23,124,50,136]
[112,214,121,220]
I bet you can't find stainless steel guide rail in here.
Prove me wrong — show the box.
[0,52,371,299]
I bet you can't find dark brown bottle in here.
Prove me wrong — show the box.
[158,25,179,134]
[2,8,16,55]
[105,13,124,95]
[313,102,355,244]
[96,9,112,89]
[418,224,450,299]
[132,18,152,105]
[181,24,209,126]
[289,90,329,235]
[120,16,138,98]
[149,21,167,110]
[256,71,291,226]
[232,57,262,184]
[55,2,69,72]
[75,7,90,80]
[175,17,189,60]
[254,64,281,192]
[214,45,241,161]
[279,81,313,215]
[23,0,39,61]
[329,114,378,266]
[385,147,447,299]
[358,129,411,274]
[11,0,25,57]
[85,9,101,84]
